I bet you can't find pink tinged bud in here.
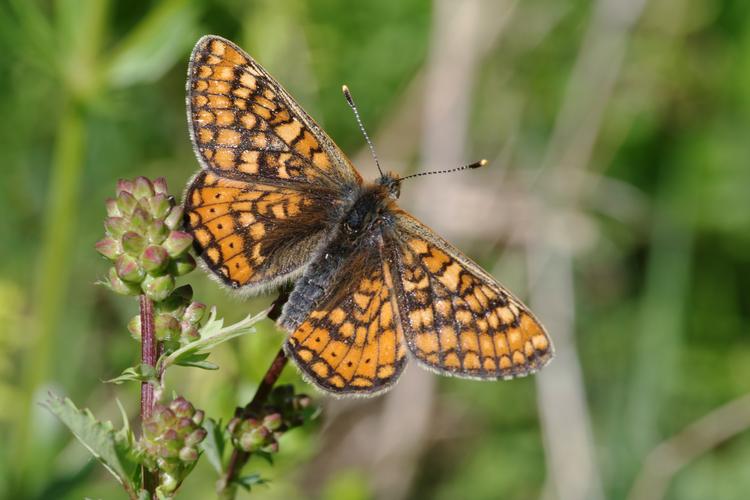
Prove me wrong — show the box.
[116,178,134,195]
[146,219,170,244]
[148,193,171,219]
[154,404,175,424]
[192,410,205,426]
[143,421,160,438]
[105,198,121,217]
[185,428,207,446]
[154,313,181,341]
[296,395,312,409]
[141,274,175,302]
[129,207,150,234]
[127,314,142,340]
[163,231,193,258]
[95,237,120,260]
[263,413,282,431]
[116,191,138,216]
[170,397,194,417]
[179,446,199,462]
[180,325,200,344]
[176,418,194,434]
[133,176,155,200]
[153,177,169,195]
[227,417,241,435]
[171,254,196,277]
[115,254,145,283]
[239,430,264,452]
[262,440,279,454]
[141,245,169,274]
[164,205,184,230]
[121,231,146,256]
[105,267,141,296]
[183,302,206,324]
[104,216,128,238]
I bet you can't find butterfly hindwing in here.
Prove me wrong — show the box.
[388,210,553,379]
[279,230,408,395]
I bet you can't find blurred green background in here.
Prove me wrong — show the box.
[1,0,749,499]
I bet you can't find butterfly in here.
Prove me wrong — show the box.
[183,35,553,396]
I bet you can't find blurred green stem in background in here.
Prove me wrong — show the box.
[14,100,86,493]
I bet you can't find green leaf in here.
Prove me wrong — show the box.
[106,0,200,87]
[105,363,158,384]
[200,418,226,475]
[157,307,269,374]
[43,394,140,495]
[235,473,267,491]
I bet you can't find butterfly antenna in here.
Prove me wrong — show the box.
[342,85,384,178]
[399,159,488,181]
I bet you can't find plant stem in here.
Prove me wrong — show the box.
[140,294,159,494]
[217,291,290,499]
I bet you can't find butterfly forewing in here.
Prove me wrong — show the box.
[185,35,361,291]
[388,210,553,379]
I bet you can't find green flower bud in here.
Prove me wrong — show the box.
[142,274,175,302]
[263,413,282,431]
[133,176,155,200]
[154,405,176,427]
[192,410,205,426]
[162,231,193,258]
[261,440,279,454]
[121,231,146,256]
[115,254,145,283]
[105,198,121,217]
[116,179,134,195]
[148,193,171,219]
[127,314,142,340]
[170,397,194,418]
[183,301,206,324]
[141,245,169,274]
[104,267,141,296]
[153,177,169,196]
[104,216,128,238]
[239,428,267,452]
[178,446,199,462]
[185,428,207,447]
[154,313,180,342]
[164,205,184,231]
[95,236,120,260]
[129,207,150,235]
[180,325,200,344]
[146,219,170,244]
[171,254,196,276]
[116,191,138,216]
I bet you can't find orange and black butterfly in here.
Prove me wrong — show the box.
[183,35,553,396]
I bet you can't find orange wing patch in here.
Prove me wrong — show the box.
[185,171,329,288]
[283,260,407,395]
[188,36,361,187]
[392,213,553,380]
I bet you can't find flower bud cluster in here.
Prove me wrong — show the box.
[228,385,314,455]
[128,285,206,350]
[138,396,207,492]
[95,177,195,301]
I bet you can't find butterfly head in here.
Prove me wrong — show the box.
[378,171,402,200]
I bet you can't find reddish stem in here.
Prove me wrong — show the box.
[139,294,159,494]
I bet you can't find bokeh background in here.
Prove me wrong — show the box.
[1,0,749,499]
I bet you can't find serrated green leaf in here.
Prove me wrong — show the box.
[176,359,219,370]
[200,418,226,474]
[43,394,140,495]
[157,307,268,373]
[105,363,158,384]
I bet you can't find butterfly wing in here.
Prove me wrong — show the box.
[387,209,554,379]
[279,230,408,395]
[185,35,362,291]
